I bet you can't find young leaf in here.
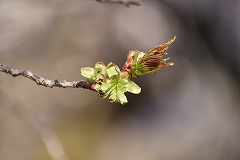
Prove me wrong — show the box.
[116,90,128,105]
[126,81,141,94]
[81,67,94,79]
[122,36,176,77]
[106,63,121,78]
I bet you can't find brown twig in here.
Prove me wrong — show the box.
[96,0,141,7]
[0,64,90,89]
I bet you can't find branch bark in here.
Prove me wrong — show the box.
[0,64,90,89]
[96,0,141,7]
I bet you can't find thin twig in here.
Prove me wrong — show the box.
[0,64,90,89]
[96,0,141,7]
[0,88,70,160]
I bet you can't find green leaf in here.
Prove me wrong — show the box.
[126,81,141,94]
[81,61,142,104]
[109,91,117,103]
[95,62,106,75]
[81,67,94,79]
[95,62,106,70]
[99,80,116,99]
[116,90,128,105]
[108,87,128,105]
[118,79,128,86]
[100,81,112,92]
[116,83,125,92]
[106,63,120,78]
[132,50,139,65]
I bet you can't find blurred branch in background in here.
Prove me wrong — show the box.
[0,64,90,89]
[95,0,141,7]
[0,88,70,160]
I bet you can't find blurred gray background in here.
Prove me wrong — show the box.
[0,0,240,160]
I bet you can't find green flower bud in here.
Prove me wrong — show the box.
[81,62,141,104]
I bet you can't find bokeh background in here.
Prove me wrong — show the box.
[0,0,240,160]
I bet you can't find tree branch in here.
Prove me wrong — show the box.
[95,0,141,7]
[0,64,90,89]
[0,89,70,160]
